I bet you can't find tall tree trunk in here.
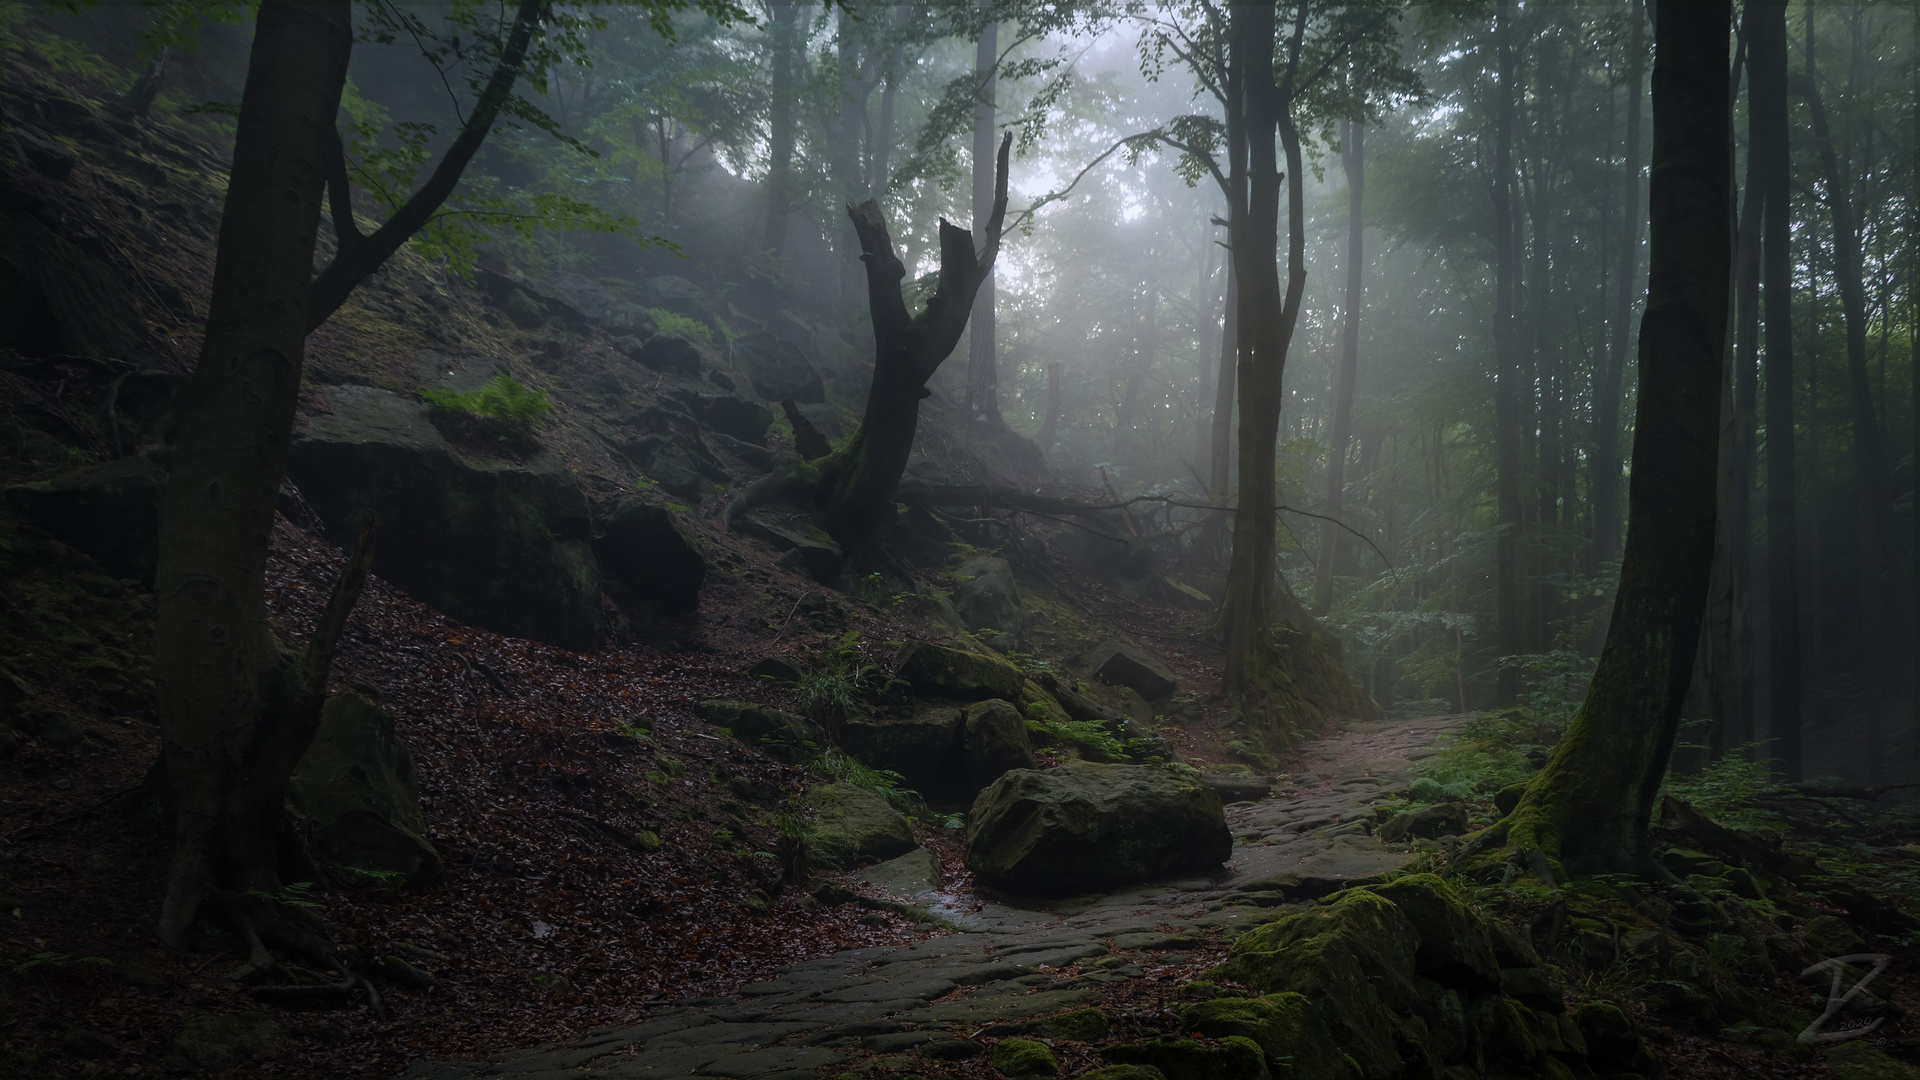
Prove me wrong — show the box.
[1724,131,1763,758]
[816,136,1010,547]
[1220,0,1305,697]
[965,6,1003,428]
[1210,260,1238,497]
[1590,0,1647,585]
[1801,12,1898,711]
[154,0,360,950]
[1477,0,1730,877]
[1493,0,1523,703]
[761,2,803,259]
[1314,120,1363,616]
[1754,0,1802,780]
[1039,362,1061,457]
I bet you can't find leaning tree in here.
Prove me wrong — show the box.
[1456,0,1731,879]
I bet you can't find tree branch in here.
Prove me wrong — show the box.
[299,510,376,693]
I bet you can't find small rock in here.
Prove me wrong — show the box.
[1377,802,1468,843]
[991,1037,1058,1077]
[595,499,707,612]
[702,396,775,446]
[807,783,917,871]
[1085,639,1179,701]
[747,655,808,684]
[287,692,443,887]
[952,556,1023,641]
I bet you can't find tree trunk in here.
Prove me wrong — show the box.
[761,2,802,259]
[1209,259,1238,498]
[965,6,1003,428]
[1219,0,1302,697]
[1801,13,1898,712]
[154,0,359,950]
[1723,132,1762,757]
[1314,120,1363,616]
[817,135,1009,547]
[1474,0,1729,877]
[1754,0,1802,780]
[1039,362,1062,457]
[1590,0,1646,586]
[1493,0,1523,703]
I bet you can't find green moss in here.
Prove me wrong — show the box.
[419,373,552,434]
[1039,1007,1109,1042]
[1101,1036,1268,1080]
[1180,993,1351,1079]
[991,1037,1059,1077]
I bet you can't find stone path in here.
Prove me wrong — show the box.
[401,714,1465,1080]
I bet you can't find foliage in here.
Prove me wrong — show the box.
[1413,706,1571,801]
[419,374,553,435]
[807,749,922,816]
[1657,744,1788,832]
[1025,705,1127,762]
[649,307,713,342]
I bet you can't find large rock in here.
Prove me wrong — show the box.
[635,333,701,375]
[962,699,1035,792]
[695,699,824,758]
[594,499,706,612]
[1086,639,1179,701]
[838,707,965,795]
[701,395,775,446]
[1178,995,1349,1080]
[806,783,917,870]
[964,762,1230,895]
[287,693,442,887]
[5,456,164,585]
[729,332,824,403]
[894,641,1027,701]
[288,386,604,649]
[952,556,1022,641]
[1216,889,1420,1079]
[1369,874,1500,990]
[533,271,650,333]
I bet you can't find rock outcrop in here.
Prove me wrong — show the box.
[594,499,707,612]
[837,707,966,796]
[729,332,824,403]
[287,386,604,650]
[5,455,165,586]
[964,762,1230,895]
[287,693,443,887]
[695,699,823,759]
[894,641,1028,701]
[1085,639,1179,701]
[961,699,1035,792]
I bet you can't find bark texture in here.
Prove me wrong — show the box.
[1590,0,1645,590]
[965,7,1003,428]
[1468,0,1730,876]
[154,0,357,948]
[1314,121,1363,616]
[1492,0,1523,704]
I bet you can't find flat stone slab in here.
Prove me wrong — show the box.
[914,988,1102,1025]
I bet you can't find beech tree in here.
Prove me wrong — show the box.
[151,0,730,974]
[1459,0,1731,876]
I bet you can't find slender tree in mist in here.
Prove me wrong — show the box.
[1462,0,1730,875]
[1590,0,1645,612]
[1210,248,1237,498]
[1492,0,1522,703]
[761,1,807,260]
[1752,0,1802,781]
[967,0,1006,428]
[1314,119,1362,615]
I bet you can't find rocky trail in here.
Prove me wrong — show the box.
[402,715,1466,1080]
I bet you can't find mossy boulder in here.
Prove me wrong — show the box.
[1377,803,1468,843]
[953,555,1023,641]
[287,692,442,886]
[838,707,966,795]
[288,385,604,649]
[1085,639,1179,701]
[1179,993,1353,1079]
[963,699,1037,792]
[895,640,1028,700]
[1038,1008,1110,1042]
[1102,1036,1269,1080]
[964,761,1230,895]
[694,699,824,758]
[1074,1067,1166,1080]
[992,1037,1060,1077]
[806,783,916,870]
[1216,889,1419,1079]
[1369,874,1500,990]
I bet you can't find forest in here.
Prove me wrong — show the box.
[0,0,1914,1078]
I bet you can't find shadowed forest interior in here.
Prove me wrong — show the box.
[0,1,1915,1078]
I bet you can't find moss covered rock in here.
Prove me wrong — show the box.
[895,640,1028,700]
[1179,993,1353,1079]
[964,699,1037,792]
[993,1037,1060,1077]
[695,699,824,758]
[1073,1067,1166,1080]
[1216,889,1418,1079]
[287,692,442,886]
[1370,874,1500,990]
[1102,1036,1270,1080]
[806,783,916,870]
[965,761,1230,895]
[838,707,966,796]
